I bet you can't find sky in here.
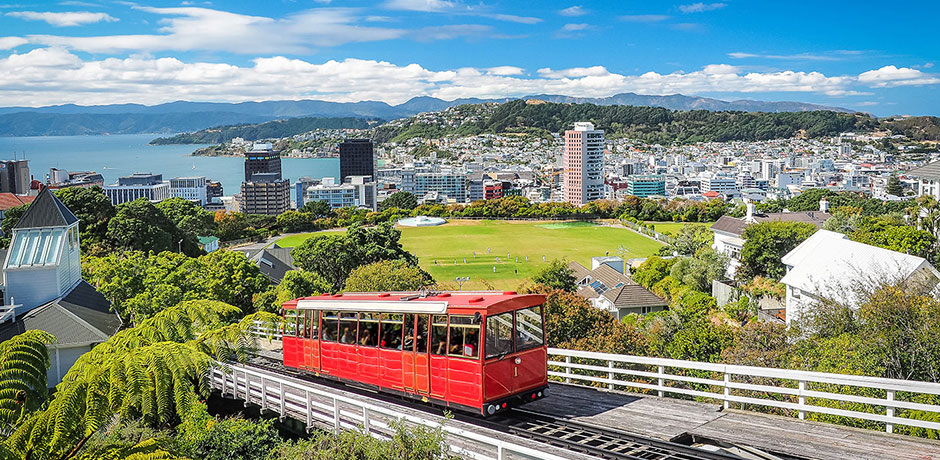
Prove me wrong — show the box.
[0,0,938,116]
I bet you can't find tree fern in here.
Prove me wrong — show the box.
[76,438,188,460]
[0,330,55,433]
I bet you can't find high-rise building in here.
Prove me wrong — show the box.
[339,139,374,182]
[240,173,290,215]
[103,173,171,205]
[206,180,223,203]
[293,177,320,209]
[563,122,605,205]
[244,143,281,182]
[0,160,30,195]
[169,176,207,204]
[626,175,666,198]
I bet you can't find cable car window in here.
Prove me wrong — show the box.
[358,313,379,347]
[380,313,403,349]
[448,315,480,359]
[430,315,448,355]
[485,312,514,359]
[300,311,310,338]
[415,315,429,354]
[321,311,338,342]
[403,314,415,352]
[283,310,299,337]
[338,312,358,344]
[514,306,544,353]
[308,310,319,339]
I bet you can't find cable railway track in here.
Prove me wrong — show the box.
[243,355,787,460]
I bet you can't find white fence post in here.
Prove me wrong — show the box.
[798,380,806,420]
[333,398,342,433]
[305,390,312,428]
[886,390,896,434]
[722,372,730,410]
[607,360,615,390]
[565,355,571,384]
[657,365,665,397]
[362,407,371,435]
[260,377,267,412]
[279,381,286,417]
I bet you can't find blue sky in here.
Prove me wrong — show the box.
[0,0,938,115]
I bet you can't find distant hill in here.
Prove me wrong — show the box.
[0,93,856,137]
[149,117,383,145]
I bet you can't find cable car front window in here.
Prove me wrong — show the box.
[514,305,544,353]
[321,311,338,342]
[485,312,514,359]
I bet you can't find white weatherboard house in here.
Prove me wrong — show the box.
[780,229,940,327]
[0,187,122,386]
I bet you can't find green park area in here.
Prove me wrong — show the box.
[644,221,713,236]
[277,220,665,290]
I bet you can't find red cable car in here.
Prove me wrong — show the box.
[280,291,548,416]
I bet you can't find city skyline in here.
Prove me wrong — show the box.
[0,1,938,116]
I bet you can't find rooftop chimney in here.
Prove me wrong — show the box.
[745,199,755,222]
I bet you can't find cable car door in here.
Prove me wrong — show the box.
[303,310,321,372]
[402,314,430,394]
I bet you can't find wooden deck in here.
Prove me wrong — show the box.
[524,383,940,460]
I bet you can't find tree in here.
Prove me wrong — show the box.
[660,224,713,256]
[631,256,676,289]
[379,191,418,211]
[669,248,729,292]
[253,270,331,313]
[291,223,418,290]
[0,203,28,248]
[344,260,432,292]
[886,175,904,196]
[299,200,333,218]
[531,259,576,292]
[0,330,54,433]
[156,197,215,238]
[106,198,199,255]
[55,186,116,251]
[176,404,280,460]
[852,222,936,262]
[739,221,817,280]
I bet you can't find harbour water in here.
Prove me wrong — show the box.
[0,134,339,194]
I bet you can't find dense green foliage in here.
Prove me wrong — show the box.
[291,223,420,290]
[82,250,270,322]
[757,188,911,216]
[176,404,280,460]
[379,100,875,144]
[531,259,576,292]
[0,331,54,434]
[669,248,729,291]
[379,191,418,211]
[881,116,940,141]
[658,224,714,256]
[149,117,380,144]
[107,198,202,255]
[344,260,433,292]
[739,221,818,279]
[253,269,332,313]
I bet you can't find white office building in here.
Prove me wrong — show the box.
[306,177,356,209]
[103,173,171,205]
[169,176,208,205]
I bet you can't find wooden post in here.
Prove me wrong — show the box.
[798,380,806,420]
[657,365,664,398]
[886,390,895,434]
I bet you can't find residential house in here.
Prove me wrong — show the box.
[711,200,831,278]
[569,258,668,319]
[780,229,940,327]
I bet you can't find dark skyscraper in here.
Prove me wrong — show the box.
[339,139,374,182]
[0,160,30,195]
[244,143,281,181]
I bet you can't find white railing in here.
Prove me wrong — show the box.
[248,321,940,435]
[210,362,573,460]
[548,348,940,435]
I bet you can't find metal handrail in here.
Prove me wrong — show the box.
[210,362,573,460]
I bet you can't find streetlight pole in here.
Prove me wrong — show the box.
[455,277,469,290]
[178,239,183,253]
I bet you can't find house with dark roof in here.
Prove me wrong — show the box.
[569,258,668,319]
[0,186,122,385]
[909,160,940,200]
[232,244,296,283]
[711,199,831,278]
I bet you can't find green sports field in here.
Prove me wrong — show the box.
[277,220,664,290]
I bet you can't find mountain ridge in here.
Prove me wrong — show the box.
[0,93,856,137]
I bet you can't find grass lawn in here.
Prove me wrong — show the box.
[277,220,664,290]
[644,221,714,236]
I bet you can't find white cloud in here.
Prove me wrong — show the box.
[678,2,726,13]
[858,65,940,87]
[412,24,492,41]
[559,6,587,16]
[0,49,937,107]
[6,10,118,26]
[382,0,540,23]
[0,37,28,50]
[561,23,589,31]
[619,14,670,22]
[729,51,845,61]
